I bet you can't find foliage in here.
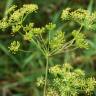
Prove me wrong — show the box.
[0,0,96,96]
[0,5,89,56]
[37,63,96,96]
[61,8,96,30]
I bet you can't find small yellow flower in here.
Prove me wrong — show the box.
[72,30,89,49]
[8,41,20,53]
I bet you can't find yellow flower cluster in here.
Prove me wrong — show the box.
[61,8,71,20]
[0,17,9,30]
[12,24,21,33]
[23,23,34,32]
[49,65,62,76]
[10,10,22,22]
[85,77,96,94]
[72,30,89,49]
[45,23,56,31]
[9,4,38,22]
[23,27,45,41]
[23,31,33,41]
[32,27,45,35]
[37,76,45,87]
[23,4,38,13]
[47,88,59,96]
[39,63,96,96]
[61,8,89,22]
[50,31,65,50]
[71,9,89,23]
[8,41,20,53]
[61,8,96,30]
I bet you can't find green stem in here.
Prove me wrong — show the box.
[39,34,47,52]
[4,0,13,17]
[88,0,93,13]
[79,25,83,32]
[19,49,33,53]
[49,39,75,56]
[43,55,49,96]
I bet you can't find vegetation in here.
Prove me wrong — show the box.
[0,0,96,96]
[37,63,96,96]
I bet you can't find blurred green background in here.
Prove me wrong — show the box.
[0,0,96,96]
